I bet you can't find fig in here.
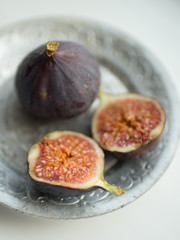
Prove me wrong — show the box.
[28,131,125,196]
[92,92,166,158]
[15,41,100,118]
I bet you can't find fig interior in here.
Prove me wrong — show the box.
[93,93,166,152]
[30,133,99,185]
[28,131,126,196]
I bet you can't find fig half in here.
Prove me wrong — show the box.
[28,131,125,196]
[92,92,166,158]
[16,41,100,119]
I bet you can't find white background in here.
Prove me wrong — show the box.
[0,0,180,239]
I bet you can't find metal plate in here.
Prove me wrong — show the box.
[0,18,179,219]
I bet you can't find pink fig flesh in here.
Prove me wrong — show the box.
[28,131,125,196]
[92,92,166,156]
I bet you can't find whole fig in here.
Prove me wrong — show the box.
[15,41,100,118]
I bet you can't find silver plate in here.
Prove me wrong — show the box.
[0,18,179,219]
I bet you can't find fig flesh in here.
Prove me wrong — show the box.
[15,41,100,119]
[28,131,125,196]
[92,92,166,158]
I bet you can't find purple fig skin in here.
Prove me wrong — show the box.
[29,178,98,197]
[113,132,164,160]
[15,41,100,119]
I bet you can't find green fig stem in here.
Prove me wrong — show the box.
[98,90,116,104]
[46,41,59,57]
[96,178,126,196]
[98,89,109,101]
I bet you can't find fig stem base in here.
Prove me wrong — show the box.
[46,41,59,57]
[97,178,125,196]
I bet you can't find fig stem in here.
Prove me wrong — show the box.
[98,89,108,100]
[98,90,114,104]
[46,41,59,57]
[97,178,126,196]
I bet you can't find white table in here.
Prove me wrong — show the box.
[0,0,179,239]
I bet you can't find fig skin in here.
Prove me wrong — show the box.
[28,131,125,197]
[15,41,100,119]
[113,134,163,160]
[31,181,98,197]
[92,92,166,159]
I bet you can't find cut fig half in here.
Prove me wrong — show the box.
[92,91,166,158]
[28,131,125,196]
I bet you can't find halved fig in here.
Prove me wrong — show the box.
[92,92,166,158]
[28,131,125,196]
